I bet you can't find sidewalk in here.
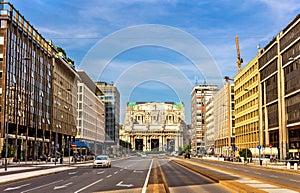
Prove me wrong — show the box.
[0,158,93,185]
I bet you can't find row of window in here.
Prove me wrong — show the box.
[235,109,258,125]
[235,86,258,107]
[260,59,277,81]
[235,98,258,115]
[280,21,300,51]
[235,62,258,86]
[259,43,278,69]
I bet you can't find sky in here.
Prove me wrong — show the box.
[7,0,300,124]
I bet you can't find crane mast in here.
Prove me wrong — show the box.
[235,35,243,72]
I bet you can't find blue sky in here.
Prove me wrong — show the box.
[8,0,300,123]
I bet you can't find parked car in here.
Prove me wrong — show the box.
[93,155,111,168]
[40,155,50,162]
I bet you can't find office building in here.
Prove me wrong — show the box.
[213,82,234,156]
[234,56,259,156]
[0,2,78,162]
[76,71,105,155]
[191,84,218,154]
[258,14,300,159]
[95,81,120,154]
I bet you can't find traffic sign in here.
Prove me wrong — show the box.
[54,146,58,150]
[269,144,272,148]
[71,144,76,148]
[257,145,261,149]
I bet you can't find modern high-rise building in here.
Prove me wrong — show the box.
[76,71,105,155]
[122,102,185,152]
[213,82,234,156]
[191,84,218,154]
[234,56,259,156]
[204,97,215,153]
[258,14,300,160]
[95,81,120,153]
[52,52,78,159]
[0,2,78,163]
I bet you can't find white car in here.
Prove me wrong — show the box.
[141,153,147,158]
[93,155,111,168]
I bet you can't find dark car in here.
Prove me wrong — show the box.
[40,155,50,162]
[286,158,299,165]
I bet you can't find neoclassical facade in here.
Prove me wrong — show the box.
[122,102,185,152]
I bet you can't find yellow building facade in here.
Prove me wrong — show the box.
[234,56,261,156]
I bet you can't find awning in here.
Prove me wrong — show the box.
[72,141,90,149]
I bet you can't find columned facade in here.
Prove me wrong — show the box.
[122,102,185,152]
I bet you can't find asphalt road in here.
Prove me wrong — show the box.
[193,158,300,191]
[160,159,231,193]
[0,157,152,193]
[1,156,299,193]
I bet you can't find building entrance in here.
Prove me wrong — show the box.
[135,139,143,151]
[151,139,159,151]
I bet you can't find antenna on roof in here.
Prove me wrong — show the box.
[194,76,199,85]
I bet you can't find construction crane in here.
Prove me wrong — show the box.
[235,35,243,72]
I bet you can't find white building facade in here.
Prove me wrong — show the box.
[76,71,105,155]
[122,102,185,152]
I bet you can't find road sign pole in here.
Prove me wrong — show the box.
[258,145,262,165]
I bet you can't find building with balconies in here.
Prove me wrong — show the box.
[191,84,218,154]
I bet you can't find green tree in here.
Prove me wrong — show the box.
[239,148,252,159]
[1,143,14,158]
[183,144,191,154]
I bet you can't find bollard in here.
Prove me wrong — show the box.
[294,163,298,170]
[287,162,291,169]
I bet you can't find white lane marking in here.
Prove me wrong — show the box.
[53,182,73,190]
[116,181,134,187]
[71,175,78,179]
[74,179,103,193]
[106,175,112,178]
[21,180,63,193]
[269,175,279,178]
[4,183,31,191]
[133,170,143,173]
[114,171,118,174]
[120,169,124,171]
[142,158,153,193]
[97,171,105,174]
[290,179,300,183]
[68,171,78,175]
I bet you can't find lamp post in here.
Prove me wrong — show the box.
[68,140,71,167]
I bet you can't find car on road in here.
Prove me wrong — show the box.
[93,155,111,168]
[141,153,148,158]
